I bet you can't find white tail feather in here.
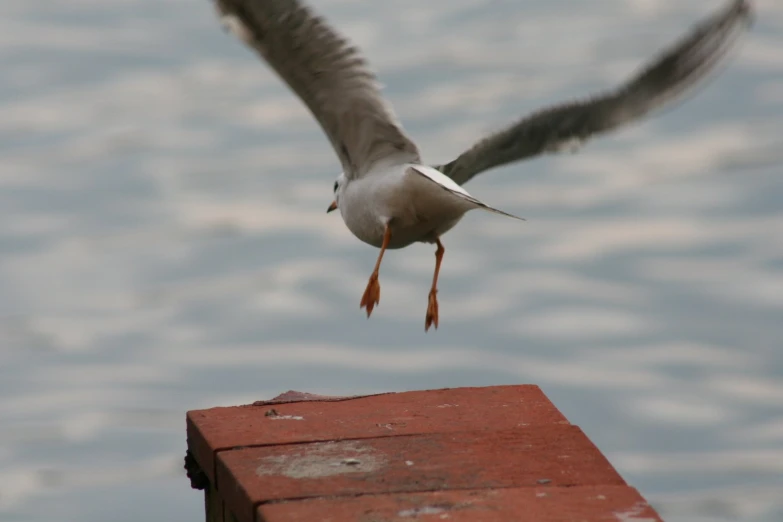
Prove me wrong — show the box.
[408,164,524,221]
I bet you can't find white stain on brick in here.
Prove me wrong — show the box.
[398,506,448,517]
[256,441,386,479]
[269,415,304,420]
[613,502,658,522]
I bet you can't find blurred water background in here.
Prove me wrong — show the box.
[1,0,782,520]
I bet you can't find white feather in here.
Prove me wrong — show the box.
[408,164,524,221]
[220,14,254,44]
[407,164,472,197]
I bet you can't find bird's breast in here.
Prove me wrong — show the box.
[338,168,469,249]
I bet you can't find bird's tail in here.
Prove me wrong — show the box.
[473,201,525,221]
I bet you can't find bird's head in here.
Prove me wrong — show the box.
[326,172,346,213]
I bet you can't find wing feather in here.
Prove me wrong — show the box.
[215,0,420,178]
[436,0,752,185]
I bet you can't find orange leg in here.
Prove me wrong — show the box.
[425,239,445,332]
[360,224,391,317]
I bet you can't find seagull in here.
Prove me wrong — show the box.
[213,0,752,331]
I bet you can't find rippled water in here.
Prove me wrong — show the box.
[2,1,782,521]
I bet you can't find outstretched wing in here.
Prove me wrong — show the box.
[215,0,420,178]
[436,0,752,186]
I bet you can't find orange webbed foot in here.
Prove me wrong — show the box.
[425,289,439,332]
[360,273,381,317]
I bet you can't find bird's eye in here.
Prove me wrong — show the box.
[333,181,338,193]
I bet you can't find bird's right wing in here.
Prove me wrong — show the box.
[436,0,753,186]
[215,0,421,179]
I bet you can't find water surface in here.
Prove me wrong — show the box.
[1,1,782,520]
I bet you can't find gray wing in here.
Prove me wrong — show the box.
[215,0,420,178]
[436,0,752,186]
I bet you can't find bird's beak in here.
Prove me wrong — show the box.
[326,200,337,213]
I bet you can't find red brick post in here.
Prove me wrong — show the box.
[185,385,663,521]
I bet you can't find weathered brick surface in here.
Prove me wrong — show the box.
[185,385,664,522]
[217,427,624,522]
[258,485,663,522]
[187,385,566,483]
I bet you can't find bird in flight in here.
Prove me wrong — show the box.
[213,0,752,331]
